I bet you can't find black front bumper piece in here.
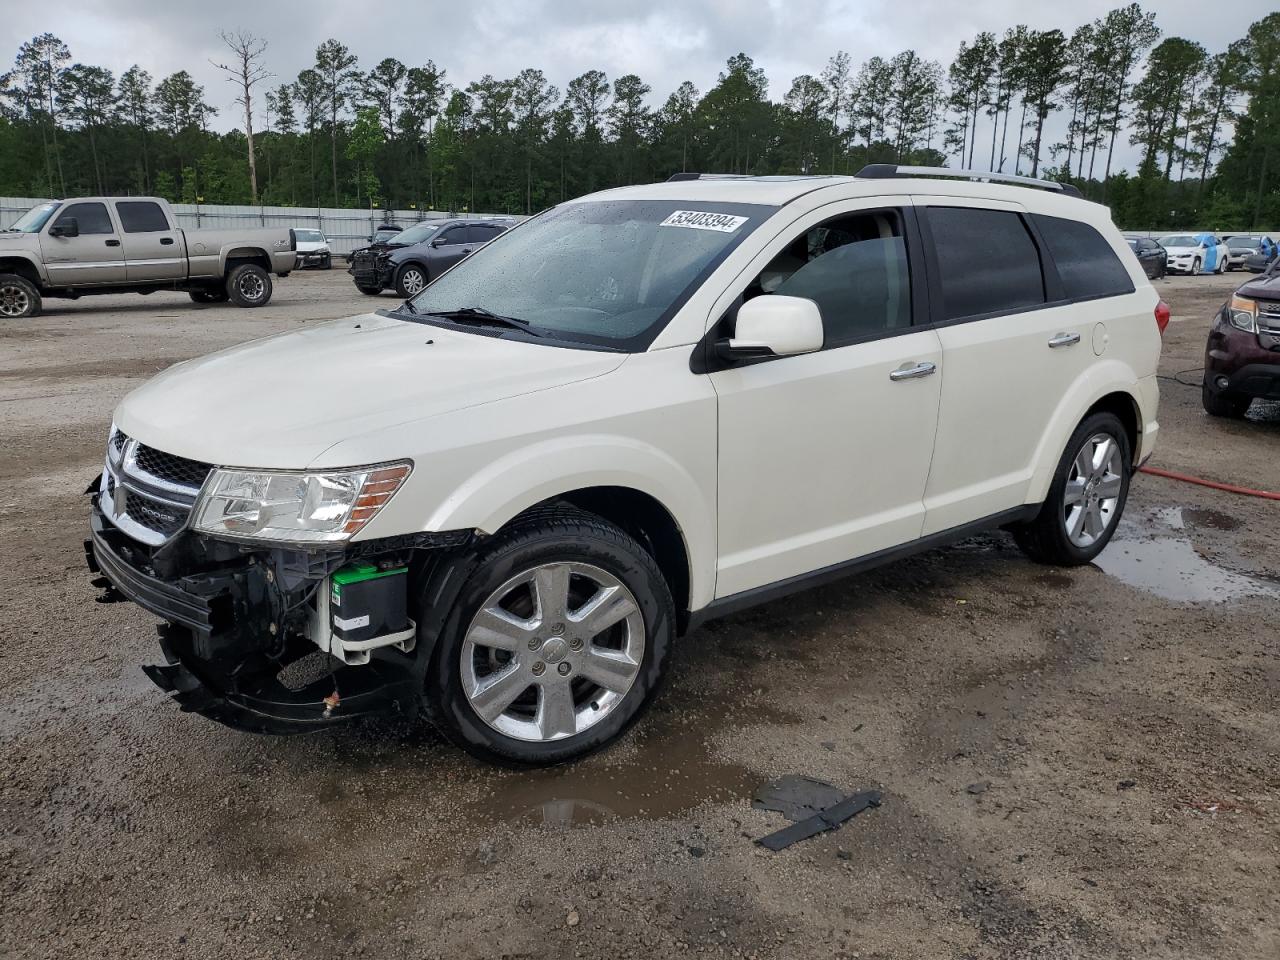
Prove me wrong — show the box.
[86,501,422,735]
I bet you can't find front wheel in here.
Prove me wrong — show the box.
[0,274,41,319]
[226,263,273,307]
[1192,257,1202,275]
[423,507,675,765]
[394,263,428,299]
[1216,257,1227,274]
[1012,412,1131,566]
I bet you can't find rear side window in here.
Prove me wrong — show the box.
[54,201,114,235]
[467,224,504,243]
[926,207,1045,320]
[1033,214,1135,300]
[116,201,170,233]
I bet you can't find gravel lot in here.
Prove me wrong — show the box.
[1,267,1277,960]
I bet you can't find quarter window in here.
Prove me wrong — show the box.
[53,201,114,236]
[927,207,1045,320]
[744,210,912,347]
[1033,214,1135,300]
[116,201,170,233]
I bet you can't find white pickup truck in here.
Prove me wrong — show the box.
[0,196,297,318]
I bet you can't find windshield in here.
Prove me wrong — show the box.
[1227,236,1261,247]
[404,200,774,350]
[8,202,61,233]
[1126,238,1140,249]
[391,222,440,245]
[1159,235,1199,247]
[294,229,324,242]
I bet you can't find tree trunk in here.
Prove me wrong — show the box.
[1100,75,1128,202]
[1063,90,1079,181]
[1012,99,1026,175]
[330,106,340,205]
[1197,97,1223,198]
[89,124,102,194]
[1254,142,1271,229]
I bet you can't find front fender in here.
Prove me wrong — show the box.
[1025,359,1146,504]
[425,434,715,609]
[0,252,49,285]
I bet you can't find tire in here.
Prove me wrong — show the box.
[355,283,383,295]
[1192,257,1201,275]
[189,288,229,304]
[0,274,41,319]
[1216,256,1227,274]
[394,263,428,299]
[321,254,332,270]
[1011,412,1131,566]
[1202,382,1251,419]
[226,263,273,307]
[423,505,676,766]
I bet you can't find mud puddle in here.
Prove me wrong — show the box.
[1094,506,1278,603]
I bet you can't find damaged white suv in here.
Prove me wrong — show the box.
[88,166,1163,764]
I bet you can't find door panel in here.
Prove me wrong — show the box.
[116,200,185,281]
[713,331,943,597]
[40,201,124,285]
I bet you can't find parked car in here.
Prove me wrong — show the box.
[1202,257,1280,417]
[1244,248,1278,272]
[1158,233,1230,275]
[1126,236,1167,279]
[86,166,1163,764]
[293,228,332,269]
[1222,234,1275,271]
[372,223,403,244]
[0,197,296,317]
[348,217,513,297]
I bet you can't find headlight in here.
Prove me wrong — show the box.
[192,462,411,544]
[1227,294,1258,333]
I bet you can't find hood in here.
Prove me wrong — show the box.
[295,240,328,252]
[0,232,39,251]
[1163,244,1202,256]
[115,313,626,469]
[1237,272,1280,300]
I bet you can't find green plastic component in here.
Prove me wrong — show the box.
[332,563,408,587]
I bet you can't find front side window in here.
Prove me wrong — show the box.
[742,210,911,347]
[435,227,469,246]
[927,207,1045,321]
[116,201,170,233]
[54,202,115,236]
[1032,214,1134,300]
[405,200,773,350]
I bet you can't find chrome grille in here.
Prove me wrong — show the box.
[101,429,212,545]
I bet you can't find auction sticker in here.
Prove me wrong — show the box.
[660,210,748,233]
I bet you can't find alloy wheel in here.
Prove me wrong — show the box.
[401,268,425,295]
[1062,432,1123,549]
[0,283,31,318]
[238,272,266,302]
[460,561,645,743]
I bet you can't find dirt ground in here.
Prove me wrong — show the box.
[1,266,1277,960]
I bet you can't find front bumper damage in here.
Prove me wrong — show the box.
[86,491,471,734]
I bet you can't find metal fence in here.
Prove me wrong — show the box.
[0,198,514,256]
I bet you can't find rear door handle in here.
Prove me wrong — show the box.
[105,239,121,247]
[889,361,937,381]
[1048,332,1081,348]
[160,237,174,245]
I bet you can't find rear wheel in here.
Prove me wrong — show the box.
[423,506,675,765]
[1012,412,1130,566]
[394,263,428,299]
[1202,382,1251,418]
[0,274,41,319]
[226,263,273,307]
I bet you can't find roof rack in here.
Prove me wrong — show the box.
[856,163,1083,199]
[667,172,750,182]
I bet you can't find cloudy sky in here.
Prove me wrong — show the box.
[4,0,1265,172]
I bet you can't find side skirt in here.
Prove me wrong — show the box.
[686,504,1040,632]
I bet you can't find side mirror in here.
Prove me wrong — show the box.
[719,295,824,361]
[49,218,79,238]
[431,237,446,247]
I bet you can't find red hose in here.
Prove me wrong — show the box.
[1139,465,1280,501]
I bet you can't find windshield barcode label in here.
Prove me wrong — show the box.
[660,210,748,233]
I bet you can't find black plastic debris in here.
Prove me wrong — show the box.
[756,790,882,852]
[752,775,848,821]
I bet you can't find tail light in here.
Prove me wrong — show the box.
[1154,300,1170,335]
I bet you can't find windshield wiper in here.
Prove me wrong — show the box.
[431,306,538,333]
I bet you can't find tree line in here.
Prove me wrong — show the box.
[0,4,1276,229]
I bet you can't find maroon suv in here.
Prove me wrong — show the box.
[1203,261,1280,417]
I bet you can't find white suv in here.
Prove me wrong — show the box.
[87,165,1164,764]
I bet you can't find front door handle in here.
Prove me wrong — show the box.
[1048,332,1081,348]
[889,361,937,381]
[105,239,121,247]
[160,237,174,245]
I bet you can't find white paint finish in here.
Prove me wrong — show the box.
[712,329,942,597]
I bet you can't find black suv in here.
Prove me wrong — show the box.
[348,218,513,297]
